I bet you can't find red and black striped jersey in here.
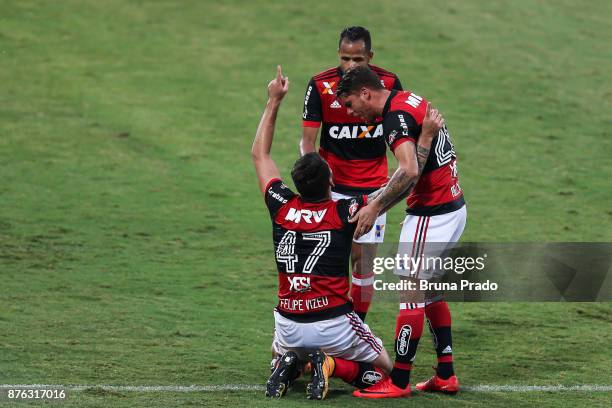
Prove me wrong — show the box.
[382,90,465,216]
[303,65,402,195]
[264,178,367,322]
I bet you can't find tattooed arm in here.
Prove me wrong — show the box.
[351,103,444,238]
[374,143,432,215]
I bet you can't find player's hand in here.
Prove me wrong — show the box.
[421,102,444,139]
[268,65,289,102]
[349,204,379,239]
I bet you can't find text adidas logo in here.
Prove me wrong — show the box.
[330,100,341,109]
[442,345,452,354]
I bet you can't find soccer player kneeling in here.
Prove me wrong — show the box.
[252,66,444,399]
[252,66,400,399]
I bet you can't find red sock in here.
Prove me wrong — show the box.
[390,305,424,388]
[425,300,454,378]
[350,272,374,319]
[332,358,359,383]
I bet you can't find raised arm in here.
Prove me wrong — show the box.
[252,65,290,193]
[354,104,445,238]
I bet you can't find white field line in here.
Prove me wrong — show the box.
[1,384,612,393]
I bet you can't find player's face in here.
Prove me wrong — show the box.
[338,40,372,73]
[339,91,376,123]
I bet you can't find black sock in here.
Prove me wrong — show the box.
[350,362,383,389]
[427,323,454,379]
[436,362,454,379]
[390,367,411,389]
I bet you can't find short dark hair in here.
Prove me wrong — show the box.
[339,26,371,52]
[336,66,384,98]
[291,153,330,201]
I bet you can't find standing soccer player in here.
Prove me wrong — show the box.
[300,27,403,321]
[337,66,466,398]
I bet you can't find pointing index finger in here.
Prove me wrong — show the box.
[276,65,282,81]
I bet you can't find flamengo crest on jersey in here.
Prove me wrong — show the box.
[303,65,402,192]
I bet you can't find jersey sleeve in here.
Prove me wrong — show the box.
[302,78,322,127]
[264,179,296,217]
[392,76,403,91]
[383,110,420,153]
[336,195,368,227]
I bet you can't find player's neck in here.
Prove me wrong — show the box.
[373,89,391,116]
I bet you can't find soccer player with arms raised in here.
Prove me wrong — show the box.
[252,66,444,399]
[300,27,403,322]
[336,66,466,398]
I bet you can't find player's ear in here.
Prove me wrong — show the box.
[368,50,374,61]
[360,87,370,100]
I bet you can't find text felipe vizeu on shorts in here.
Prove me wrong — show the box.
[360,243,612,302]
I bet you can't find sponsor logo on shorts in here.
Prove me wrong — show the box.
[362,370,383,385]
[396,325,412,356]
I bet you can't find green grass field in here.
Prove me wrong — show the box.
[1,0,611,406]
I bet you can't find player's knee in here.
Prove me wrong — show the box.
[425,290,444,304]
[400,290,425,304]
